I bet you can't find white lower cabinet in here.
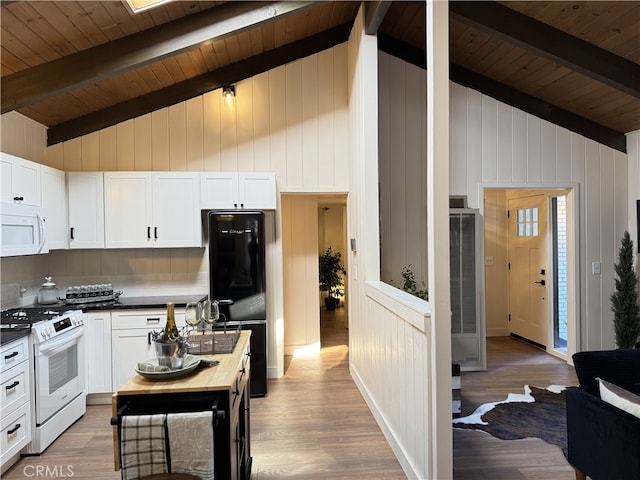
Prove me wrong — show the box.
[0,337,31,472]
[111,309,186,391]
[85,312,112,394]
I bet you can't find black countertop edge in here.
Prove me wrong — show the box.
[77,294,209,312]
[1,328,31,346]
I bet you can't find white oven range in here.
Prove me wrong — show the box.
[23,309,86,454]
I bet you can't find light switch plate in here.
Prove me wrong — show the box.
[592,262,601,275]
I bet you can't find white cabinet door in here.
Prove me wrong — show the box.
[85,312,112,394]
[111,309,186,390]
[0,153,41,206]
[40,165,67,250]
[201,173,238,209]
[201,172,276,210]
[152,172,202,247]
[104,172,153,248]
[238,172,276,209]
[105,172,201,248]
[67,172,105,249]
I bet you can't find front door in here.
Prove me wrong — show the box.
[508,194,548,347]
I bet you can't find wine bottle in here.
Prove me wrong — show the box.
[161,302,179,341]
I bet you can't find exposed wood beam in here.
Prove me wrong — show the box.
[47,23,352,146]
[451,64,626,153]
[450,1,640,99]
[2,1,322,113]
[365,1,392,35]
[377,34,626,153]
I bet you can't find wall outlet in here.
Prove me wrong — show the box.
[485,256,494,266]
[592,262,601,275]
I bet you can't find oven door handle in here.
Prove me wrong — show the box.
[37,329,83,355]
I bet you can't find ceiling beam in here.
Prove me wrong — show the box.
[47,23,352,146]
[365,1,392,35]
[377,34,626,153]
[450,1,640,99]
[2,1,322,113]
[451,64,626,153]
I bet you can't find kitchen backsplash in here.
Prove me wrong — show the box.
[0,247,208,309]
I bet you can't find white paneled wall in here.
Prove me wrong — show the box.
[378,53,428,289]
[450,82,628,351]
[1,45,348,300]
[45,46,349,192]
[627,131,640,269]
[281,195,320,355]
[379,52,630,352]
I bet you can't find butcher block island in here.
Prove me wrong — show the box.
[112,331,251,480]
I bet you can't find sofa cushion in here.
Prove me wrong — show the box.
[598,378,640,419]
[572,349,640,396]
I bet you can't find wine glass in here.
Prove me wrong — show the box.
[203,300,220,345]
[185,302,202,348]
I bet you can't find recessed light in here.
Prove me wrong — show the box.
[124,0,173,14]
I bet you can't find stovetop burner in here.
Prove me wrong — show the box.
[1,305,72,326]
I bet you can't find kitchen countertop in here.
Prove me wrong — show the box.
[77,294,208,312]
[0,327,30,346]
[114,331,250,394]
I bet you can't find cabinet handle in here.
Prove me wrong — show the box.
[13,196,24,201]
[4,351,19,360]
[146,317,161,324]
[147,331,152,345]
[70,227,75,240]
[5,381,19,391]
[7,423,21,435]
[147,226,151,239]
[154,227,158,239]
[240,203,244,208]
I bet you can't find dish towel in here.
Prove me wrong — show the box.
[120,414,168,480]
[167,411,215,480]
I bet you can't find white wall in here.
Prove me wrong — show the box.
[450,82,628,352]
[378,52,631,352]
[0,45,350,382]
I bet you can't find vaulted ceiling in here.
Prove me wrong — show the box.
[2,1,638,152]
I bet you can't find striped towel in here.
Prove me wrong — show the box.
[120,414,168,480]
[167,411,214,480]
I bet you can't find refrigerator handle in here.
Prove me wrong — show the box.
[217,299,235,305]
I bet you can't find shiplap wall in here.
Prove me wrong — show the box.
[0,45,350,375]
[378,53,428,289]
[379,52,630,352]
[627,131,640,267]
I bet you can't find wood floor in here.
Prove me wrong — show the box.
[2,310,579,480]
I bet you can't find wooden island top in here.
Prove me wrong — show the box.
[113,331,251,396]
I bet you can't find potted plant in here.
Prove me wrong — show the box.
[319,246,347,310]
[610,230,640,348]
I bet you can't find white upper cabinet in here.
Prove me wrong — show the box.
[201,172,276,210]
[40,165,67,250]
[104,172,201,248]
[0,152,41,206]
[67,172,105,249]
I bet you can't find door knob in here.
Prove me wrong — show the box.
[534,280,546,286]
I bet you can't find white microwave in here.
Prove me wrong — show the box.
[0,202,48,257]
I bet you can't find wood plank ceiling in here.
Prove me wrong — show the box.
[1,1,638,152]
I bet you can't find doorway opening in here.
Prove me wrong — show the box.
[483,187,575,361]
[318,199,348,334]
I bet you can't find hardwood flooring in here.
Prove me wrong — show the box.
[2,311,579,480]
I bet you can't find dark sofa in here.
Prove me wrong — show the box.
[566,349,640,480]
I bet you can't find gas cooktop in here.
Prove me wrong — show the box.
[1,305,76,326]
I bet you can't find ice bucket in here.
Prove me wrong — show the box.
[153,340,186,369]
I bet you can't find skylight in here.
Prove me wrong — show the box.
[124,0,174,14]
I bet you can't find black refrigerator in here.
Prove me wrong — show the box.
[208,210,267,397]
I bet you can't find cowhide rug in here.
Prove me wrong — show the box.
[452,385,577,457]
